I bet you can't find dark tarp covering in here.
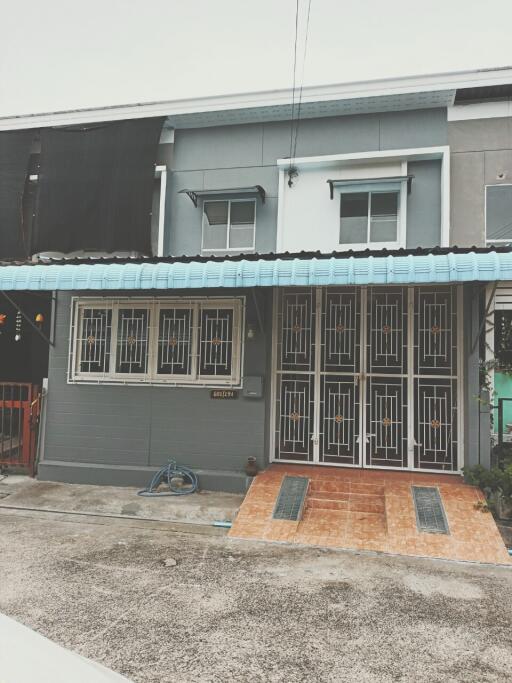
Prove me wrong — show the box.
[33,117,164,254]
[0,130,34,259]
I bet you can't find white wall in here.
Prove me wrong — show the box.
[277,160,403,252]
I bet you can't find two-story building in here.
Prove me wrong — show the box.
[1,67,512,492]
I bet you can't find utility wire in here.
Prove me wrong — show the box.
[291,0,312,163]
[288,0,300,175]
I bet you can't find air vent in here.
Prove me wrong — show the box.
[412,486,449,534]
[272,476,309,521]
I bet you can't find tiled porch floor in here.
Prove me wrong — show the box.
[229,464,512,565]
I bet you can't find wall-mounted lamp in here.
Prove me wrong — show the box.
[247,323,257,340]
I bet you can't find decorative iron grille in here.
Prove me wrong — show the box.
[115,308,149,374]
[273,285,461,472]
[199,308,234,377]
[70,298,243,386]
[367,288,407,374]
[77,308,112,374]
[157,307,193,376]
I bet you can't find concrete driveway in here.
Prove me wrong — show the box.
[0,507,511,683]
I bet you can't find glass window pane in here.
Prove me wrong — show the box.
[199,308,234,377]
[370,192,398,243]
[204,201,229,224]
[340,192,368,244]
[203,201,228,250]
[229,226,254,249]
[115,308,149,374]
[230,201,255,224]
[157,308,193,375]
[79,308,112,373]
[487,185,512,241]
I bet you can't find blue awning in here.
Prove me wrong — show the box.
[1,251,512,291]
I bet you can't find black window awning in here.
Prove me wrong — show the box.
[179,185,266,207]
[327,175,414,199]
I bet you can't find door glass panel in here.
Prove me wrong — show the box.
[414,287,456,375]
[367,288,407,374]
[278,290,315,372]
[321,288,360,373]
[275,374,315,462]
[319,288,361,465]
[366,376,408,468]
[414,286,458,471]
[320,375,359,465]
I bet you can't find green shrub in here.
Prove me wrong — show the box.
[463,464,512,504]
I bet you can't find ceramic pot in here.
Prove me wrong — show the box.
[245,457,258,477]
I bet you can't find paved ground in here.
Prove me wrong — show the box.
[0,475,243,524]
[1,507,511,682]
[230,465,511,564]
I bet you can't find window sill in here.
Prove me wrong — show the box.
[68,378,242,388]
[338,242,405,251]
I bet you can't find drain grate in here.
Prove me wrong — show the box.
[412,486,449,534]
[272,476,309,521]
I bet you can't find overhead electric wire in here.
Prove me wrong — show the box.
[288,0,300,174]
[291,0,312,163]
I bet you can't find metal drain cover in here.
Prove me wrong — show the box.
[272,476,309,521]
[412,486,449,534]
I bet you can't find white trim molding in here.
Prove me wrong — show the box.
[277,146,450,250]
[2,66,512,131]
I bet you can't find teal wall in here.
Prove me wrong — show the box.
[493,371,512,433]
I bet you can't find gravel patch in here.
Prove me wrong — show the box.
[0,509,511,683]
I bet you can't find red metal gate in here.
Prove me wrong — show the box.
[0,383,40,476]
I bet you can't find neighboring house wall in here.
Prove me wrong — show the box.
[38,290,272,492]
[449,116,512,246]
[167,109,447,257]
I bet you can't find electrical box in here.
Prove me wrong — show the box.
[243,376,263,399]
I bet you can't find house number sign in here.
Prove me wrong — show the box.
[210,389,239,399]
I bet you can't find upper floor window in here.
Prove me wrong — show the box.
[340,190,400,249]
[69,297,244,387]
[202,199,256,253]
[486,185,512,244]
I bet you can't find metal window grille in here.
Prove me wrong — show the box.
[69,297,243,387]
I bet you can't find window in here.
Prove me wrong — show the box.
[486,185,512,244]
[340,190,400,248]
[70,298,244,386]
[202,199,256,252]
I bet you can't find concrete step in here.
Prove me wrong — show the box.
[306,492,385,514]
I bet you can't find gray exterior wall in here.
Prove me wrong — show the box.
[449,117,512,246]
[39,290,272,492]
[167,109,447,256]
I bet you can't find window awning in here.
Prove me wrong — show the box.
[179,185,266,207]
[1,249,511,291]
[327,175,414,198]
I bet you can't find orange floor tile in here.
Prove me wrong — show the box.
[229,464,512,565]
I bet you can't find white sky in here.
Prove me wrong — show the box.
[1,0,512,117]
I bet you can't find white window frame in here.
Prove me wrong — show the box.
[338,181,407,251]
[201,198,256,254]
[69,296,244,387]
[485,183,512,245]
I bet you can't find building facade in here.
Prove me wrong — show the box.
[1,68,512,491]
